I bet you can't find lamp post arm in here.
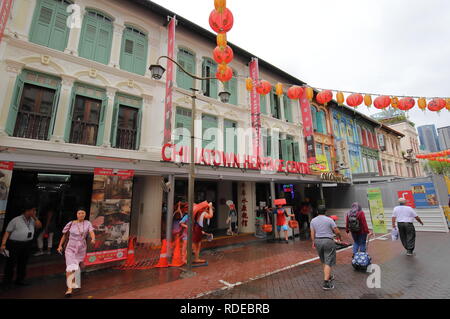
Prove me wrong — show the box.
[156,56,217,81]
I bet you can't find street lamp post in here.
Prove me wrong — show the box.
[150,56,230,272]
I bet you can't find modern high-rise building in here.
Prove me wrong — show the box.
[438,126,450,150]
[417,125,440,153]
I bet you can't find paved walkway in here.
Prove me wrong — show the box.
[1,231,449,299]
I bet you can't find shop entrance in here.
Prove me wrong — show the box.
[2,170,93,268]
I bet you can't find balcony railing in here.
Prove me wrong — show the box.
[13,111,51,140]
[69,120,98,146]
[116,127,137,150]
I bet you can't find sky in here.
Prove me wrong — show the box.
[151,0,450,129]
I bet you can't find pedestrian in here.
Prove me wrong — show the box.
[0,200,42,287]
[345,202,372,257]
[310,205,342,290]
[192,201,214,264]
[274,203,295,243]
[392,198,424,256]
[34,206,57,256]
[299,198,313,238]
[57,209,95,297]
[226,200,238,236]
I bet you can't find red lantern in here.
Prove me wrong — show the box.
[256,81,272,95]
[427,98,446,112]
[316,90,333,105]
[346,93,364,108]
[209,8,234,33]
[287,86,304,100]
[398,98,415,111]
[216,65,233,83]
[213,45,234,64]
[374,96,391,109]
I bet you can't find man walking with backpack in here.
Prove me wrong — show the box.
[392,198,424,256]
[346,202,372,258]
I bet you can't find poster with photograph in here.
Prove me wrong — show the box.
[85,168,134,266]
[411,182,439,208]
[367,188,387,234]
[0,161,14,231]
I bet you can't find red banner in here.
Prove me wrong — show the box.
[299,90,316,164]
[249,58,262,156]
[397,190,416,208]
[0,0,12,43]
[163,16,176,145]
[85,168,135,266]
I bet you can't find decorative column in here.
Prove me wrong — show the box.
[50,75,77,142]
[0,61,24,135]
[64,3,85,56]
[279,95,286,122]
[109,22,125,69]
[139,93,153,151]
[101,87,117,147]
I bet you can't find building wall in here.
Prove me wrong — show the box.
[376,127,406,177]
[438,126,450,151]
[418,125,440,153]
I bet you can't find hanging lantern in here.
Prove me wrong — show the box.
[287,86,304,100]
[364,94,372,107]
[256,81,272,95]
[316,90,333,105]
[214,0,227,12]
[398,98,415,111]
[216,33,227,48]
[374,96,391,109]
[418,98,427,111]
[218,63,228,73]
[216,65,233,83]
[213,45,234,64]
[336,92,345,105]
[209,8,234,33]
[275,83,283,97]
[391,96,399,109]
[245,78,253,91]
[445,99,450,111]
[428,98,446,112]
[346,93,364,108]
[306,87,314,101]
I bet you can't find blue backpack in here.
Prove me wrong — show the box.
[352,252,372,271]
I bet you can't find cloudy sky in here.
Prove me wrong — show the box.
[152,0,450,129]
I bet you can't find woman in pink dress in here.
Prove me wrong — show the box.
[57,210,95,297]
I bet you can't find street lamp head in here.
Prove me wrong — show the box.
[219,91,231,104]
[149,64,166,80]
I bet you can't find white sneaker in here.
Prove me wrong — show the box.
[33,251,44,257]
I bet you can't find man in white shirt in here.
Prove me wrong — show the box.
[392,198,424,256]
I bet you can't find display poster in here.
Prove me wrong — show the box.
[163,16,176,145]
[311,154,330,172]
[0,161,14,231]
[0,0,12,43]
[249,58,262,157]
[411,182,439,208]
[397,190,416,208]
[85,168,134,266]
[367,188,387,234]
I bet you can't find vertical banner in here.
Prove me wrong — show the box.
[249,58,261,157]
[0,161,14,232]
[0,0,12,43]
[163,16,177,145]
[411,182,439,208]
[299,90,316,164]
[85,168,134,266]
[367,188,387,234]
[397,190,415,208]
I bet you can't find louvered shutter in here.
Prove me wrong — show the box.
[30,0,55,47]
[47,85,61,139]
[283,95,293,123]
[96,96,108,146]
[5,75,25,136]
[49,2,70,51]
[79,15,98,60]
[260,95,267,114]
[110,99,120,147]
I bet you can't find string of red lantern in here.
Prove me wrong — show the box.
[210,0,234,83]
[416,149,450,160]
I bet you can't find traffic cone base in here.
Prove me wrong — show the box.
[154,239,169,268]
[123,236,136,267]
[169,237,185,267]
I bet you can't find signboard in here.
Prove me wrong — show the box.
[163,16,176,145]
[0,0,12,43]
[249,58,262,157]
[367,188,387,234]
[299,90,316,164]
[85,168,134,266]
[411,182,439,208]
[311,154,330,172]
[0,161,13,231]
[397,190,415,208]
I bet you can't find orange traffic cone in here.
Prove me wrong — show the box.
[169,237,185,267]
[154,239,169,268]
[123,236,136,267]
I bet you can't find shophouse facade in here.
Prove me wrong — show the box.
[376,124,406,177]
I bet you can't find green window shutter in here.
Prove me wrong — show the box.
[201,59,217,99]
[49,3,70,51]
[79,12,112,64]
[286,138,294,162]
[283,95,293,122]
[177,50,195,90]
[47,85,61,139]
[79,15,98,60]
[135,108,142,150]
[260,95,267,114]
[133,37,147,75]
[267,135,272,157]
[281,139,288,161]
[110,100,120,147]
[5,75,25,136]
[293,142,300,162]
[201,60,207,95]
[64,89,76,142]
[96,24,113,64]
[202,114,217,150]
[120,27,148,75]
[96,97,108,146]
[224,120,237,154]
[227,72,238,105]
[120,32,134,73]
[29,0,55,47]
[175,108,192,147]
[270,90,276,118]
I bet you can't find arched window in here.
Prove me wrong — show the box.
[79,9,114,64]
[120,25,148,75]
[29,0,72,51]
[316,109,327,134]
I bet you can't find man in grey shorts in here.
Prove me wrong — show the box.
[310,205,342,290]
